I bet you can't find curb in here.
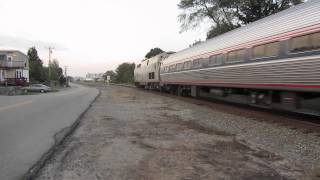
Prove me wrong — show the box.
[22,88,101,180]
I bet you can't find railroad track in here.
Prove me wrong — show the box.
[167,93,320,135]
[118,85,320,136]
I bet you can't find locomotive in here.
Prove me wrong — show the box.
[134,0,320,115]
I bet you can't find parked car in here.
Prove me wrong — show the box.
[22,84,52,93]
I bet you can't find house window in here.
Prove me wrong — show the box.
[290,32,320,52]
[7,56,12,62]
[252,41,279,59]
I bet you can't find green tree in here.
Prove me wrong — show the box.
[189,39,203,47]
[28,47,44,82]
[115,63,135,83]
[178,0,304,39]
[103,70,116,82]
[236,0,303,25]
[49,59,63,81]
[145,48,164,59]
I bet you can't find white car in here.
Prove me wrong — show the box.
[22,84,52,93]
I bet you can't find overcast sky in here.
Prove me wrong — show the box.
[0,0,209,76]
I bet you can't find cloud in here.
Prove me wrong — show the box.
[0,35,66,51]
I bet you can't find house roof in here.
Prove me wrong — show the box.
[0,50,28,57]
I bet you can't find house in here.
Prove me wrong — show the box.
[0,50,29,86]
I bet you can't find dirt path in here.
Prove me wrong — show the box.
[36,85,314,180]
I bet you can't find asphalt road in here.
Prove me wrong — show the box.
[0,83,99,180]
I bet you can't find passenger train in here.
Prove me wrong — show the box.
[134,0,320,115]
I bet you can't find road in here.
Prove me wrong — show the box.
[0,83,99,180]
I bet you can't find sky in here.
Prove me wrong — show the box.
[0,0,209,76]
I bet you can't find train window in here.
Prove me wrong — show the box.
[176,63,183,71]
[228,51,237,62]
[209,54,223,66]
[312,32,320,48]
[209,55,216,66]
[0,55,5,61]
[183,61,192,70]
[253,42,279,59]
[169,64,176,72]
[227,49,245,63]
[266,42,279,57]
[253,45,265,59]
[290,32,320,52]
[253,42,280,59]
[193,59,202,68]
[163,66,169,73]
[217,54,223,64]
[237,49,246,60]
[193,59,199,67]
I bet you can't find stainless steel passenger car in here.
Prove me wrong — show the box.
[134,52,171,89]
[158,1,320,115]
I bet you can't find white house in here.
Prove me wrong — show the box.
[0,50,29,85]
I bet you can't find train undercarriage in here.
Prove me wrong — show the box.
[137,82,320,116]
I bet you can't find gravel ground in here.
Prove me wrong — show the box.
[36,85,320,180]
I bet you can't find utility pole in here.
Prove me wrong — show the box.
[46,46,54,86]
[64,66,69,87]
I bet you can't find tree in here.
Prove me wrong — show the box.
[103,70,116,82]
[189,39,203,47]
[49,59,63,81]
[115,63,135,83]
[207,22,239,39]
[178,0,304,39]
[236,0,303,24]
[28,47,44,82]
[145,48,164,59]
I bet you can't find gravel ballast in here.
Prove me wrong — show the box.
[36,85,320,180]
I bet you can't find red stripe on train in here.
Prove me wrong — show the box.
[161,81,320,89]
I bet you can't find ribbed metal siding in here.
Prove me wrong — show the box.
[161,56,320,92]
[163,0,320,65]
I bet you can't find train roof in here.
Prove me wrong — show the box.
[137,52,173,68]
[164,0,320,65]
